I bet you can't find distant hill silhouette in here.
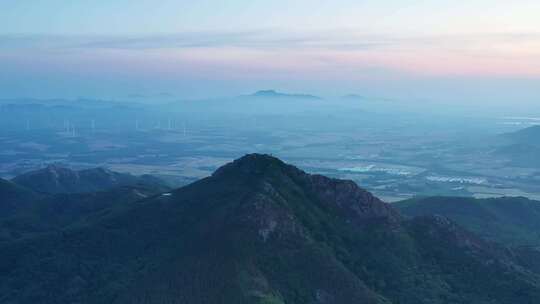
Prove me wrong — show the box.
[495,126,540,167]
[503,125,540,145]
[247,89,321,100]
[341,94,365,100]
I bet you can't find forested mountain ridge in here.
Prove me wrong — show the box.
[1,154,540,303]
[396,196,540,247]
[12,165,165,194]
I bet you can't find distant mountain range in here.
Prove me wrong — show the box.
[2,154,540,303]
[246,90,322,100]
[0,167,170,243]
[12,165,164,194]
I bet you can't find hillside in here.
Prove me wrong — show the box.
[492,126,540,167]
[2,154,540,303]
[504,125,540,145]
[1,170,170,243]
[494,143,540,167]
[396,196,540,247]
[0,183,169,243]
[0,178,39,216]
[12,165,165,194]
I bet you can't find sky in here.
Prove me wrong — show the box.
[0,1,539,109]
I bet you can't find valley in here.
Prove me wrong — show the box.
[1,97,539,202]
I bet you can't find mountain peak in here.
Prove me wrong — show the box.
[211,154,400,225]
[253,89,279,97]
[213,153,291,178]
[234,153,283,164]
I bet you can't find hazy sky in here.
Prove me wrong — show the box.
[1,1,539,108]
